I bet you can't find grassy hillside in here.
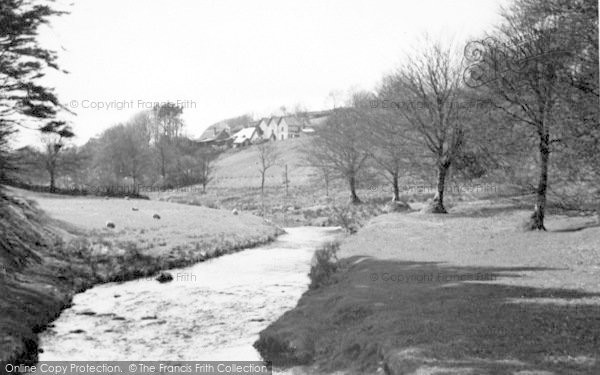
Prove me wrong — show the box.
[0,187,280,368]
[210,137,316,188]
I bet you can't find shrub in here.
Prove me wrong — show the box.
[308,242,340,290]
[331,205,357,233]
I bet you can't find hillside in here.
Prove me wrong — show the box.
[211,137,317,188]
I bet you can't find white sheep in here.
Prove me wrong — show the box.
[232,208,239,215]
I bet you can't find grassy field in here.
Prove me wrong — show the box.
[0,187,280,368]
[149,138,511,229]
[255,198,600,374]
[210,137,315,188]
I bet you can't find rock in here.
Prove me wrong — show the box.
[232,208,239,215]
[153,213,161,220]
[132,207,139,211]
[105,221,116,229]
[155,271,173,283]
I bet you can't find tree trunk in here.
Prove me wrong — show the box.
[261,171,266,216]
[349,175,361,204]
[49,169,55,192]
[525,133,549,231]
[392,171,400,202]
[431,163,449,213]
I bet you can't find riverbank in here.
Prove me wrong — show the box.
[0,187,281,370]
[255,198,600,374]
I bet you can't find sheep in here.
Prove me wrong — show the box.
[153,213,161,220]
[124,196,130,200]
[232,208,239,215]
[132,207,139,211]
[105,221,116,229]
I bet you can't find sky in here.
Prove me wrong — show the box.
[19,0,508,146]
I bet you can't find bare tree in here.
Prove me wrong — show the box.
[256,142,279,208]
[40,125,75,191]
[149,103,184,182]
[304,108,370,204]
[198,148,216,193]
[465,0,593,229]
[366,108,420,202]
[383,41,467,213]
[304,151,334,198]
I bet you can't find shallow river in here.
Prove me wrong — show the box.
[39,227,341,362]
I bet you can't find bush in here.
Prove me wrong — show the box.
[331,205,357,233]
[308,242,340,290]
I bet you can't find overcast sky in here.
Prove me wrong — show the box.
[21,0,508,146]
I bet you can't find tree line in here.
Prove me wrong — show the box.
[12,104,218,195]
[305,0,599,230]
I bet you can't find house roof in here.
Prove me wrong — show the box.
[198,128,230,143]
[232,127,256,143]
[280,116,307,132]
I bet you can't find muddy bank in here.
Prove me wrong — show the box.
[0,193,281,372]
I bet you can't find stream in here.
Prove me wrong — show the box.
[38,227,341,362]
